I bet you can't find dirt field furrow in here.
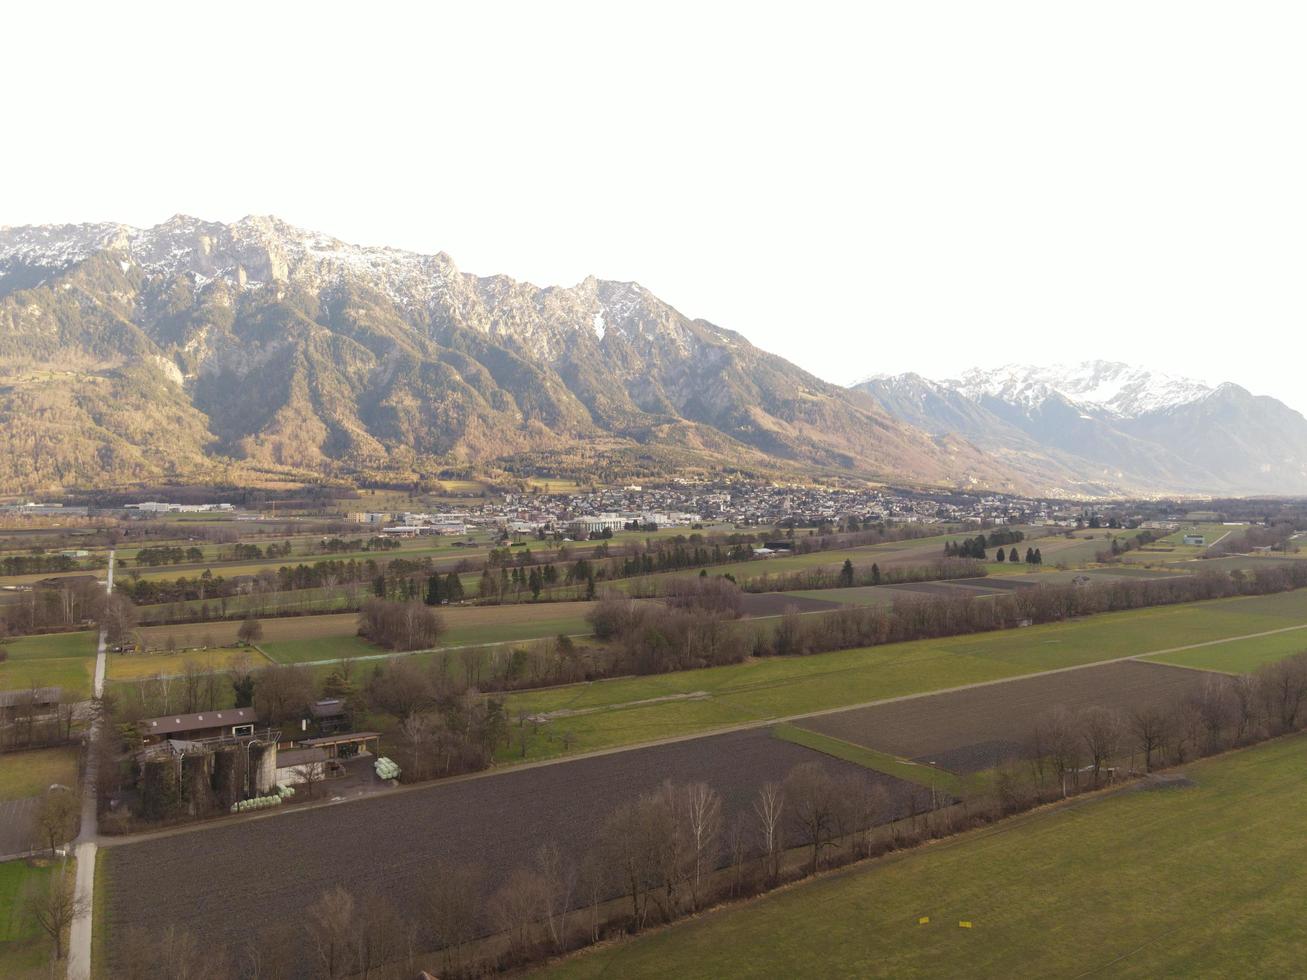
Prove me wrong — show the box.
[101,729,918,973]
[799,660,1206,773]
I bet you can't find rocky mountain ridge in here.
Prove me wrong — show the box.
[0,216,1020,495]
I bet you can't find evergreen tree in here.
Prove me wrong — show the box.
[838,559,855,587]
[444,572,465,602]
[995,547,1005,562]
[1009,547,1019,562]
[871,562,881,585]
[424,573,443,606]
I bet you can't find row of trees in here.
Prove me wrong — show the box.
[0,552,80,576]
[753,565,1306,659]
[944,536,1039,562]
[1022,652,1307,802]
[133,545,205,567]
[1095,529,1160,561]
[743,557,984,594]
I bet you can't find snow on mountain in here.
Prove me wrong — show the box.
[948,361,1214,418]
[0,215,673,359]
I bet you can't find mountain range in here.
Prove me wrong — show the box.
[1,216,1303,498]
[854,363,1307,496]
[0,216,1013,495]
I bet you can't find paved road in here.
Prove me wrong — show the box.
[67,549,111,980]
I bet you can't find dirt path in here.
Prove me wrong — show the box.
[68,549,112,980]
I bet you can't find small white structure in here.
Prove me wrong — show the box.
[1183,534,1206,546]
[275,747,329,785]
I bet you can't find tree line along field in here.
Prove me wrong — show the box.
[537,732,1307,980]
[496,589,1307,763]
[98,727,925,978]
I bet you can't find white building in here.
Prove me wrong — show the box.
[566,514,628,536]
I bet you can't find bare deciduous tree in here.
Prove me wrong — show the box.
[426,864,483,974]
[489,867,545,962]
[534,842,576,952]
[305,884,356,978]
[32,788,79,856]
[1130,706,1170,772]
[682,781,722,910]
[1079,706,1122,785]
[784,763,840,875]
[24,869,85,961]
[753,781,785,883]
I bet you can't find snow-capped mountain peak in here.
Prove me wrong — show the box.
[948,360,1213,418]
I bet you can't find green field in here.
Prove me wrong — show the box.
[540,732,1307,979]
[255,603,596,664]
[499,589,1307,763]
[0,746,80,800]
[772,724,963,795]
[260,634,381,664]
[0,633,96,660]
[0,858,59,977]
[0,631,97,698]
[1142,626,1307,673]
[105,647,269,682]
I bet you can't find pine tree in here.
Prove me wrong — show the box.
[444,572,465,602]
[424,573,442,606]
[995,547,1005,562]
[838,559,855,587]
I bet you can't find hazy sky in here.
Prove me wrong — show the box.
[4,2,1304,410]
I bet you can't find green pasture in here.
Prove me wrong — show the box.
[772,724,963,795]
[0,858,60,977]
[0,631,97,698]
[0,746,80,800]
[1142,626,1307,674]
[260,634,382,664]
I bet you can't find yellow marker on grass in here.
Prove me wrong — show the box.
[918,916,930,925]
[959,921,973,929]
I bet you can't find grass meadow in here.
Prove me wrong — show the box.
[0,631,97,698]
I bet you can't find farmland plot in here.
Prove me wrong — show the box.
[799,660,1206,773]
[101,728,922,973]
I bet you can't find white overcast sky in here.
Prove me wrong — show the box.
[3,2,1304,410]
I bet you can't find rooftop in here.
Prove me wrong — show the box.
[138,707,259,736]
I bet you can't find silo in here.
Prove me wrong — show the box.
[141,754,181,821]
[212,744,247,808]
[248,740,277,797]
[182,750,215,816]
